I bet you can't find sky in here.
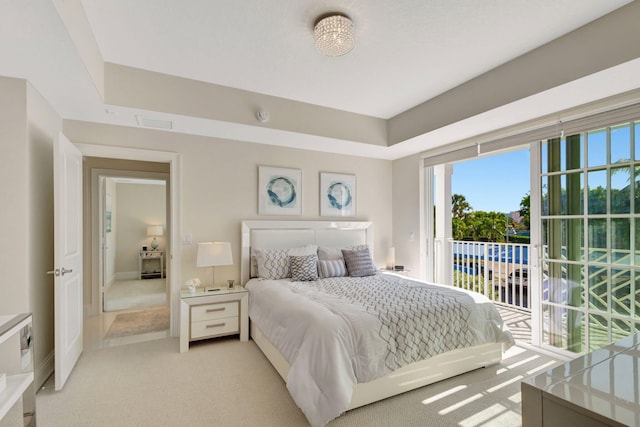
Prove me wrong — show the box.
[452,149,530,214]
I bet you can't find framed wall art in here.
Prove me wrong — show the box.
[320,172,356,217]
[258,166,302,215]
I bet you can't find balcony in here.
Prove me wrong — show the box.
[451,240,532,343]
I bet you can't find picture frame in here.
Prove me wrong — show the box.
[320,172,356,217]
[258,166,302,215]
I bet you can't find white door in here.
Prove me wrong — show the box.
[53,132,83,390]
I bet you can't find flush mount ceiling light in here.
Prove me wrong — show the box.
[314,14,354,57]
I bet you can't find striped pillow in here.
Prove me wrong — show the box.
[342,248,377,277]
[318,259,347,278]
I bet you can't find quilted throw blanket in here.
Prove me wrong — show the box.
[246,273,514,427]
[295,276,476,371]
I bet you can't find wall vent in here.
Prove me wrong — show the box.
[136,115,173,130]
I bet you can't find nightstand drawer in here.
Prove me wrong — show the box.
[192,301,238,322]
[191,317,239,339]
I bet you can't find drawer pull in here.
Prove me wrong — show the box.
[206,322,226,328]
[206,307,225,313]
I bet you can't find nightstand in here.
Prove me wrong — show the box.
[180,285,248,352]
[139,250,164,279]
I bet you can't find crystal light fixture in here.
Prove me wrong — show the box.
[314,14,355,57]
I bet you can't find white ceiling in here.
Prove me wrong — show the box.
[0,0,638,159]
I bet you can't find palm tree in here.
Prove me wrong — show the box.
[452,194,472,219]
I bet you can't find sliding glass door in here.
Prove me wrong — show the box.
[540,120,640,354]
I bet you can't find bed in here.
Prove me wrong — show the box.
[241,220,514,426]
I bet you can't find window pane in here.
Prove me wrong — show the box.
[541,142,548,173]
[588,218,607,261]
[588,128,607,167]
[588,170,607,214]
[564,218,584,262]
[544,262,583,307]
[635,272,640,319]
[541,176,548,216]
[610,124,631,165]
[636,219,640,265]
[589,314,608,352]
[611,218,631,265]
[588,265,608,312]
[563,172,583,215]
[611,268,631,317]
[610,166,631,214]
[635,166,640,214]
[565,134,583,170]
[611,318,632,345]
[633,121,640,160]
[543,305,584,354]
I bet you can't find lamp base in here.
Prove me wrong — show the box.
[151,237,159,250]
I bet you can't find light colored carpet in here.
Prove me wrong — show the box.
[104,278,167,311]
[104,307,170,339]
[37,338,562,427]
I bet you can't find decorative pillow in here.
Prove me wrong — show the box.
[318,259,347,278]
[290,254,319,281]
[254,248,291,279]
[342,248,377,277]
[317,246,344,261]
[253,245,318,279]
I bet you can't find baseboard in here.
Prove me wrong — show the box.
[35,350,54,390]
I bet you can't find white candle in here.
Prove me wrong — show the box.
[386,247,396,269]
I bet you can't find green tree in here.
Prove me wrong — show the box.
[519,192,530,229]
[452,194,472,219]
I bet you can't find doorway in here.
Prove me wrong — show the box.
[101,176,168,313]
[82,156,172,350]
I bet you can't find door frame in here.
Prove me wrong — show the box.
[95,171,170,314]
[77,144,181,336]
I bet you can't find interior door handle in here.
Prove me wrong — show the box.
[46,269,60,277]
[61,268,73,276]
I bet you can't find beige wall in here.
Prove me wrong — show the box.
[115,182,166,276]
[391,154,423,278]
[0,76,61,387]
[64,120,393,287]
[0,77,29,313]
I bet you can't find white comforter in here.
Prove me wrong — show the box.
[246,273,514,426]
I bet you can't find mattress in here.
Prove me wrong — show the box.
[246,273,514,426]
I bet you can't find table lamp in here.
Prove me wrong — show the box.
[147,225,163,250]
[197,242,233,287]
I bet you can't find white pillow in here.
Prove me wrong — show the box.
[254,245,317,279]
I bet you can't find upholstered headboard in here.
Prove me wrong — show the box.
[240,220,374,285]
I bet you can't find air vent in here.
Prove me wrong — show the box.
[136,115,173,130]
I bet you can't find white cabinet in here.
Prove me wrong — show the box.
[138,250,164,279]
[522,332,640,427]
[180,287,248,352]
[0,313,35,427]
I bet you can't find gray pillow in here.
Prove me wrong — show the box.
[290,254,319,281]
[342,248,377,277]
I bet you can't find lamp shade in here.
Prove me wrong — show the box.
[197,242,233,267]
[147,225,163,236]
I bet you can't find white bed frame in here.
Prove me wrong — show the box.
[241,220,504,411]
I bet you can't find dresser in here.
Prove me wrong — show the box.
[180,286,248,352]
[0,313,35,427]
[522,333,640,427]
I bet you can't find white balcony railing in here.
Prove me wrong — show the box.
[449,240,531,311]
